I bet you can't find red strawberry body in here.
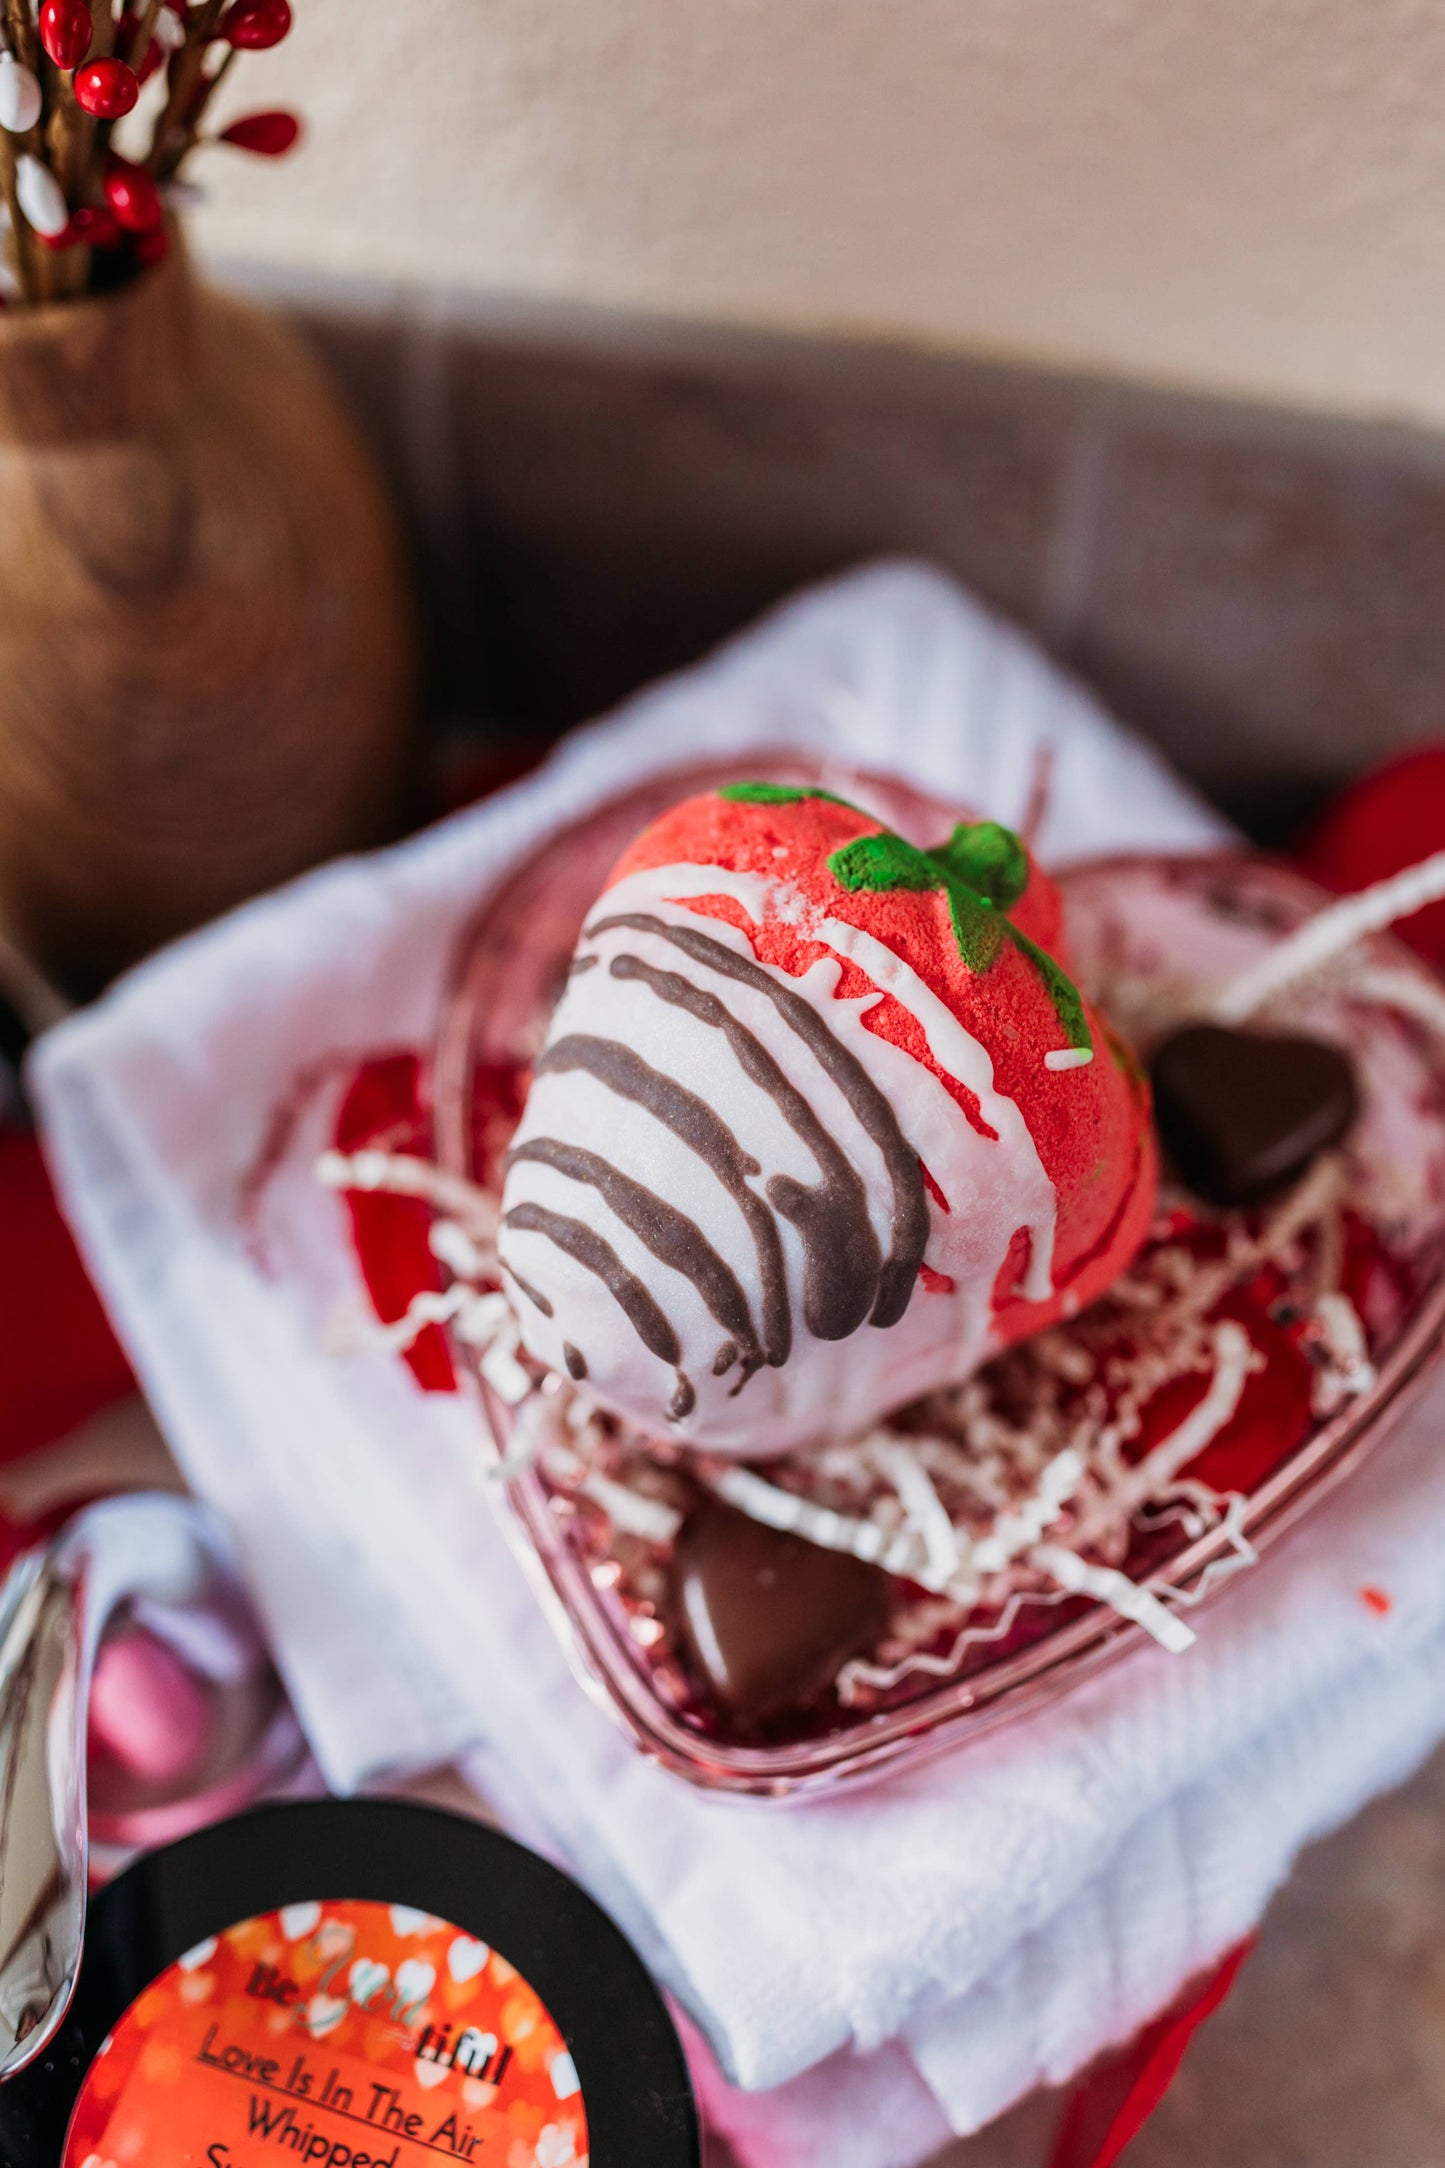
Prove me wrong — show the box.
[499,783,1156,1452]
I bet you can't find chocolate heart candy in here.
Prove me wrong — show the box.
[670,1498,890,1727]
[1150,1023,1359,1208]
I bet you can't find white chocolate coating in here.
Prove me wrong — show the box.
[498,862,1058,1455]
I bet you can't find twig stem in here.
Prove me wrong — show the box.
[0,136,37,304]
[147,0,226,179]
[127,0,166,68]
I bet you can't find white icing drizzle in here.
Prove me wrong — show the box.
[803,897,1058,1301]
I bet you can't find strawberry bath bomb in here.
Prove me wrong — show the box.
[497,783,1156,1455]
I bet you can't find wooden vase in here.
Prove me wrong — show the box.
[0,246,418,998]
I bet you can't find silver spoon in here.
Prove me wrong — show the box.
[0,1492,297,2082]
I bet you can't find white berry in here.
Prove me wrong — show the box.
[0,56,41,135]
[16,154,67,238]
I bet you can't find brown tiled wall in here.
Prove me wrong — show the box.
[285,280,1445,841]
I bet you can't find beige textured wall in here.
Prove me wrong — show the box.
[192,0,1445,426]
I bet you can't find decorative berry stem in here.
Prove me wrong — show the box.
[1,0,33,73]
[148,0,225,179]
[0,134,36,300]
[125,0,164,68]
[0,0,42,298]
[0,0,300,303]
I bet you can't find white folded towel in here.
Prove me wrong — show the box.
[33,563,1445,2165]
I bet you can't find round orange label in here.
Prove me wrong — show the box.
[62,1898,589,2168]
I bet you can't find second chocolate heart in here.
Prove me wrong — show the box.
[670,1498,890,1729]
[1150,1022,1360,1208]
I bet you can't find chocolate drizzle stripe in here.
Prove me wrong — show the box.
[501,1263,554,1318]
[502,1199,687,1393]
[590,911,929,1331]
[506,1135,764,1382]
[535,1032,791,1372]
[604,947,882,1342]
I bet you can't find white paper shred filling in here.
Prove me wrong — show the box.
[1030,1545,1197,1653]
[312,824,1425,1682]
[323,1166,1292,1665]
[1213,847,1445,1021]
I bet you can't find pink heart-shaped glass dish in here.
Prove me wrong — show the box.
[432,761,1445,1798]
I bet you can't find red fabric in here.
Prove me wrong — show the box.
[0,1127,134,1462]
[434,737,547,816]
[332,1054,455,1392]
[1049,1940,1255,2168]
[1298,745,1445,967]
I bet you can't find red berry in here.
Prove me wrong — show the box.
[103,158,163,234]
[73,57,140,118]
[219,108,301,156]
[221,0,292,49]
[70,203,122,246]
[38,0,92,69]
[135,224,169,268]
[39,206,120,251]
[1299,747,1445,970]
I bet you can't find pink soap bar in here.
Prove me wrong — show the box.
[88,1628,213,1789]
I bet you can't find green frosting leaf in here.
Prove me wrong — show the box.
[828,832,942,893]
[717,782,856,808]
[942,886,1009,975]
[932,820,1030,909]
[1004,922,1091,1054]
[826,817,1091,1053]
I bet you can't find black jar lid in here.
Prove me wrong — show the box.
[0,1797,699,2167]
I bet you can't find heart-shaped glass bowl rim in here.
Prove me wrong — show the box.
[434,761,1445,1797]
